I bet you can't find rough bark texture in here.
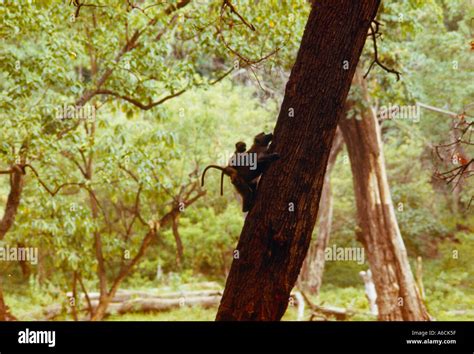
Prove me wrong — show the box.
[298,129,343,294]
[339,72,430,321]
[216,0,381,321]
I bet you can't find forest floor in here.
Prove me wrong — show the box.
[4,230,473,321]
[103,283,474,322]
[6,260,473,322]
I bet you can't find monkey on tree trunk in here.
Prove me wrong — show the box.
[201,132,279,212]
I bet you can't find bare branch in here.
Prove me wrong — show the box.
[77,272,93,317]
[94,67,234,111]
[364,21,401,81]
[222,0,256,32]
[23,164,84,197]
[61,150,87,178]
[0,169,14,175]
[119,164,140,183]
[94,88,188,111]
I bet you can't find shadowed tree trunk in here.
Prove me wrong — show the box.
[18,242,32,279]
[0,165,25,239]
[298,129,343,294]
[0,164,25,321]
[216,0,381,321]
[0,279,7,321]
[338,71,430,321]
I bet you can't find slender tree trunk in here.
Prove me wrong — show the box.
[83,120,109,321]
[216,0,381,321]
[0,165,24,239]
[299,129,343,294]
[91,231,156,321]
[338,71,430,321]
[172,214,184,268]
[71,271,79,321]
[37,248,47,285]
[0,165,25,321]
[0,278,7,321]
[90,190,204,320]
[17,242,31,279]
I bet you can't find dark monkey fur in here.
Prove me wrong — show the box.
[201,132,280,212]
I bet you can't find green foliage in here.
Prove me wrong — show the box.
[385,135,451,256]
[423,233,474,320]
[328,149,358,247]
[323,262,367,288]
[107,306,217,321]
[0,0,472,322]
[169,204,243,277]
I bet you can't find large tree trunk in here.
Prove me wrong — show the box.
[298,129,343,294]
[216,0,381,321]
[338,71,430,321]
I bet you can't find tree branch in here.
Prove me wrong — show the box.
[58,0,194,138]
[94,88,188,111]
[222,0,256,31]
[94,66,234,111]
[364,21,401,81]
[23,164,84,197]
[107,182,205,299]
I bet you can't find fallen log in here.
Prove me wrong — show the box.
[41,291,223,320]
[310,305,352,321]
[66,289,223,303]
[446,310,474,316]
[109,295,221,315]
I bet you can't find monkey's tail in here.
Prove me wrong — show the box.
[220,171,225,196]
[201,165,227,190]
